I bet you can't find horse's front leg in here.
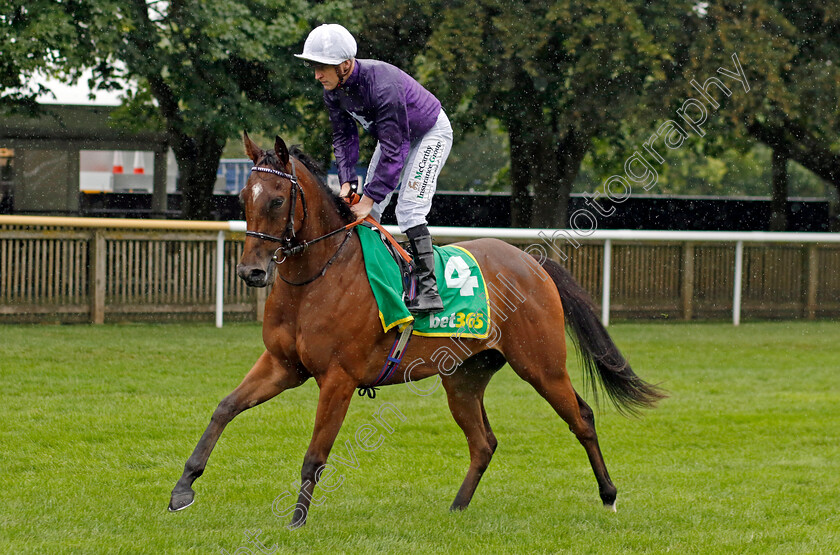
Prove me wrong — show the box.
[169,350,308,511]
[289,372,356,528]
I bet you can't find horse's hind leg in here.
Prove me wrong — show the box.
[441,360,500,511]
[505,345,617,510]
[481,400,498,455]
[169,351,308,512]
[573,391,617,511]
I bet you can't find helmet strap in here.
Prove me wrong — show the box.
[336,59,352,87]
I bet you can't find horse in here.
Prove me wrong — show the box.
[168,133,665,527]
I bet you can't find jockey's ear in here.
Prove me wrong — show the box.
[274,136,290,168]
[243,131,262,163]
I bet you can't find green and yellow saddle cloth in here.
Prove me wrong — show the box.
[356,225,491,339]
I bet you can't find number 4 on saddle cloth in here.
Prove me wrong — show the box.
[356,224,491,339]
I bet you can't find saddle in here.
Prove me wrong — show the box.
[359,226,417,399]
[346,199,488,398]
[343,193,418,305]
[352,216,416,399]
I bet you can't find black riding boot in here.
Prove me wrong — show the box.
[405,224,444,314]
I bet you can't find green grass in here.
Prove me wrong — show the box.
[1,321,838,554]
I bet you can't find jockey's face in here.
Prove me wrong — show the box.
[313,60,352,91]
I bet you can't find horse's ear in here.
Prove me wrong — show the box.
[243,130,262,163]
[274,136,290,167]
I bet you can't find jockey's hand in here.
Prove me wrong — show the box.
[339,182,353,198]
[350,195,374,222]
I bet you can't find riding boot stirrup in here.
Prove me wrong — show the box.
[405,225,444,315]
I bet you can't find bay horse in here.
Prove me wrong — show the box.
[168,133,664,526]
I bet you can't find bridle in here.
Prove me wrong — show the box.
[244,161,306,257]
[244,159,357,286]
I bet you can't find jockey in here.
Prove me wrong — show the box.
[295,23,452,315]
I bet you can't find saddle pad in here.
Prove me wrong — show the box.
[357,225,491,339]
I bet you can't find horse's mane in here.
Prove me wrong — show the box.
[289,145,354,224]
[255,146,354,224]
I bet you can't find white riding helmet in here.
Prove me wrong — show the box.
[294,24,357,65]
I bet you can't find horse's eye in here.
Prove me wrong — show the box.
[270,197,285,209]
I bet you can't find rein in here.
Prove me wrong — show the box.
[244,160,412,286]
[276,230,353,287]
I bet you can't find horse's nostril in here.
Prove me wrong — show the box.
[236,264,266,285]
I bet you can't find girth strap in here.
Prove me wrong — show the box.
[357,323,414,399]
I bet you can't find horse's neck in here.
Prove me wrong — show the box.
[306,200,345,241]
[264,221,364,330]
[267,172,360,298]
[294,167,346,240]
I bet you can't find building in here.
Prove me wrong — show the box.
[0,105,171,216]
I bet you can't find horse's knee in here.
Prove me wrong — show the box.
[575,427,597,445]
[211,396,239,423]
[567,409,597,443]
[472,443,494,472]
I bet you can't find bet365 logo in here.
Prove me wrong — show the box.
[429,311,485,330]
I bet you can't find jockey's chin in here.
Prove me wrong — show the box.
[315,67,341,91]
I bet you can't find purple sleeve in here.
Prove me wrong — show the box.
[324,92,359,185]
[363,82,410,203]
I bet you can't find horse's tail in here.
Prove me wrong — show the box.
[537,256,666,415]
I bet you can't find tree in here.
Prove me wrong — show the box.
[748,3,840,230]
[416,0,701,227]
[0,1,97,112]
[359,0,434,71]
[3,0,354,219]
[681,2,840,230]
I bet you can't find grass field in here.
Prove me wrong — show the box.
[1,321,838,554]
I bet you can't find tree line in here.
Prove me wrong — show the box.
[2,1,838,229]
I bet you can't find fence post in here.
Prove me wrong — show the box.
[733,240,744,325]
[88,230,106,324]
[601,239,611,326]
[806,244,818,320]
[681,242,695,320]
[215,230,225,328]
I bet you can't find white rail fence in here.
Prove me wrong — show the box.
[430,227,840,326]
[2,216,840,326]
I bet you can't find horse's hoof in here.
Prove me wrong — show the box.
[287,509,307,530]
[604,500,617,513]
[168,490,195,512]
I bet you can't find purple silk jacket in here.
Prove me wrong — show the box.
[324,59,442,203]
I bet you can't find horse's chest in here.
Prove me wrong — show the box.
[263,321,332,373]
[263,324,299,362]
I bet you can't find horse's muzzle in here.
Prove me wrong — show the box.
[236,263,273,287]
